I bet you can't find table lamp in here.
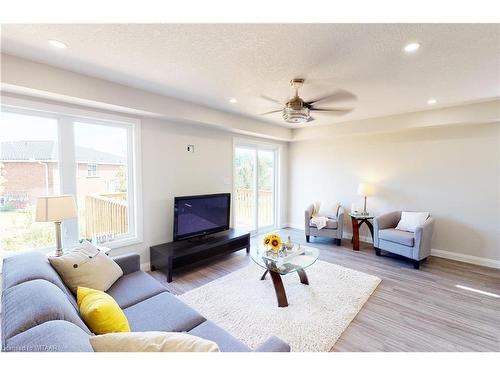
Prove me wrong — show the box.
[35,195,77,257]
[357,183,374,215]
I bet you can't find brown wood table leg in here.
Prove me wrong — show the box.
[351,217,360,251]
[269,270,288,307]
[297,268,309,285]
[260,269,268,280]
[364,219,374,241]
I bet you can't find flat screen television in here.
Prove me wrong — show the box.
[173,193,231,241]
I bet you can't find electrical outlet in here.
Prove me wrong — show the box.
[187,145,195,153]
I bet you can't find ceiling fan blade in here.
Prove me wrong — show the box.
[260,95,285,106]
[310,108,353,115]
[307,90,357,105]
[259,109,283,116]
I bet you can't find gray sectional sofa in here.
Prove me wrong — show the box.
[1,251,290,352]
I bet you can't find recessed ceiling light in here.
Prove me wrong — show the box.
[427,98,437,105]
[229,98,238,104]
[48,40,67,49]
[404,42,420,53]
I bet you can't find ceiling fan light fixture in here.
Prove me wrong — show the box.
[282,107,310,123]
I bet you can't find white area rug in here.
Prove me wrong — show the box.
[179,260,381,352]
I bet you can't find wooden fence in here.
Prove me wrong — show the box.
[85,192,128,239]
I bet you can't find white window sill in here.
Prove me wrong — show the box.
[99,237,143,251]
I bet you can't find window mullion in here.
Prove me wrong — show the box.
[58,116,79,248]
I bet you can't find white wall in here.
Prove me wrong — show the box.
[288,123,500,263]
[111,117,288,267]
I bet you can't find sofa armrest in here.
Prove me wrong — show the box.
[112,253,140,275]
[337,206,345,236]
[254,336,291,352]
[373,211,401,230]
[373,211,401,247]
[414,217,435,260]
[304,204,314,234]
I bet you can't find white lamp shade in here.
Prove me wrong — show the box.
[35,195,77,222]
[357,183,374,197]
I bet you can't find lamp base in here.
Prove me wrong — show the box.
[54,221,64,257]
[362,196,369,216]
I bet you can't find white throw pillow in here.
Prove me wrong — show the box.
[49,242,123,294]
[318,202,340,218]
[395,211,430,232]
[89,332,220,352]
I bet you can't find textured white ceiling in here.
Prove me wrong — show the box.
[1,24,499,127]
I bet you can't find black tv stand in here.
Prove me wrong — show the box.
[187,235,215,243]
[150,229,250,282]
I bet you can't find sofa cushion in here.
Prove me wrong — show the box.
[2,279,91,342]
[107,271,167,309]
[4,320,93,352]
[49,243,123,294]
[379,229,414,247]
[89,331,219,352]
[395,211,429,232]
[77,287,130,334]
[188,320,251,352]
[309,218,338,229]
[1,251,78,310]
[124,292,205,333]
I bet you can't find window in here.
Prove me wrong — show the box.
[0,104,141,260]
[75,121,132,243]
[0,111,60,259]
[87,163,97,177]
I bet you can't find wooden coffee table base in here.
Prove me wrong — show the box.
[260,268,309,308]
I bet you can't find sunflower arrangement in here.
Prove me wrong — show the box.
[263,233,283,253]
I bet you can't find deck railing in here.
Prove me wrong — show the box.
[235,188,273,227]
[85,192,128,239]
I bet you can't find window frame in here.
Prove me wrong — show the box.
[87,163,98,177]
[1,96,143,254]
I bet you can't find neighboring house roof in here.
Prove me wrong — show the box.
[0,141,125,164]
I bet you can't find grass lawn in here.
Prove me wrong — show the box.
[0,208,55,258]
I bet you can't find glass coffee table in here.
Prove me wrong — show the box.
[250,245,319,307]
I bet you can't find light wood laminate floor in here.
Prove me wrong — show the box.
[150,228,500,352]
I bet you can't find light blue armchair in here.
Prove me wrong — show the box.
[373,211,435,269]
[305,204,344,245]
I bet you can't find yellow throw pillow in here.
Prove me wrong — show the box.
[77,286,130,334]
[90,332,220,352]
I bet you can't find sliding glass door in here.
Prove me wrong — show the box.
[234,143,277,234]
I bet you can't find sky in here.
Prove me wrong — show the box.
[1,111,127,157]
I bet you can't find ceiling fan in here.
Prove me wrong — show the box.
[260,78,356,124]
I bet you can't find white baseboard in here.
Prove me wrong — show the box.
[430,248,500,269]
[287,223,302,230]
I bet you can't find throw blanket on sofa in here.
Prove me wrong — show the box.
[310,201,328,229]
[310,201,340,230]
[310,216,328,230]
